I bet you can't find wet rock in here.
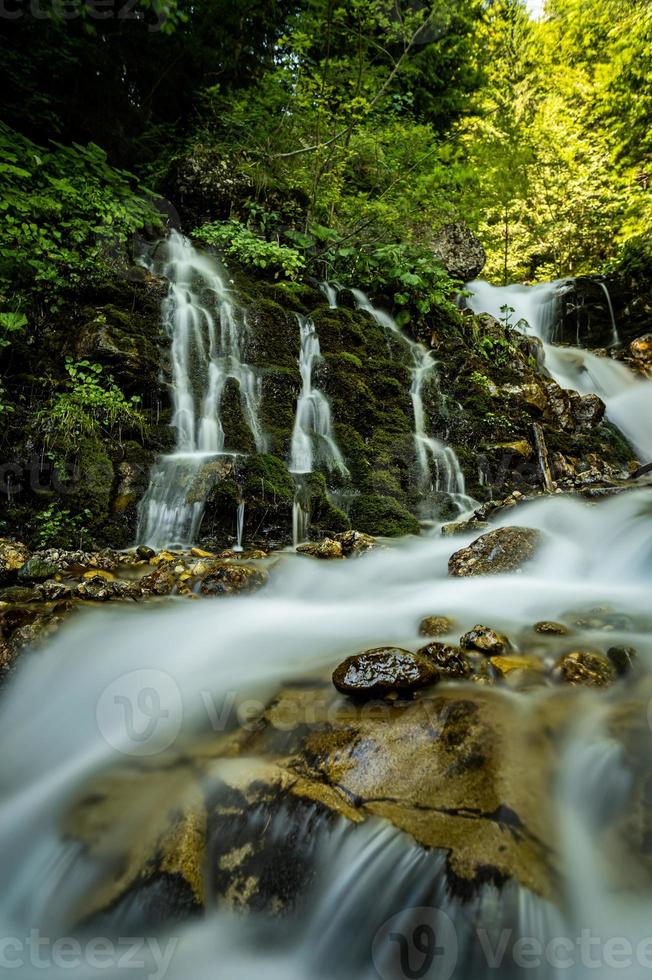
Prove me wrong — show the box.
[218,549,268,561]
[136,545,156,561]
[76,578,139,602]
[416,642,471,679]
[607,646,638,677]
[0,539,31,585]
[565,607,636,632]
[36,580,76,602]
[569,392,605,429]
[534,621,570,636]
[296,538,344,560]
[418,615,455,637]
[429,221,486,281]
[139,563,178,597]
[200,563,268,596]
[17,556,59,583]
[334,530,377,557]
[460,625,511,656]
[555,650,615,687]
[448,527,543,577]
[332,647,439,698]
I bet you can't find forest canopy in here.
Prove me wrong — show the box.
[0,0,650,314]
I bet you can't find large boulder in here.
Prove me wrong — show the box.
[448,526,543,577]
[430,221,486,282]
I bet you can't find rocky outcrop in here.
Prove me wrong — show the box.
[448,526,543,577]
[430,221,486,282]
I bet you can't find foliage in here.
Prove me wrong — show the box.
[457,0,652,282]
[195,221,305,279]
[34,359,145,454]
[31,503,92,549]
[0,124,160,307]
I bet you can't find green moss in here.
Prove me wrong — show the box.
[349,493,420,537]
[241,453,295,502]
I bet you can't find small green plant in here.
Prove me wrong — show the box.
[0,311,27,347]
[195,220,305,279]
[478,335,512,366]
[469,370,493,393]
[32,504,92,549]
[35,358,145,453]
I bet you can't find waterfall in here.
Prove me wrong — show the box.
[350,288,474,514]
[319,281,340,309]
[137,232,266,549]
[597,281,620,346]
[234,501,245,552]
[464,279,652,462]
[289,314,348,477]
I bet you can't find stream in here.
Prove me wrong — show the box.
[1,267,652,979]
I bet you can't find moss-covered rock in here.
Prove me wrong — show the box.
[349,494,420,537]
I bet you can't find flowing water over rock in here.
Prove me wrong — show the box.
[137,232,266,549]
[464,280,652,462]
[349,288,474,515]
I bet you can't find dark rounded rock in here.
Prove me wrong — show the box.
[607,646,638,677]
[555,650,615,687]
[136,545,156,561]
[460,625,510,656]
[448,527,543,577]
[332,647,439,698]
[416,642,471,679]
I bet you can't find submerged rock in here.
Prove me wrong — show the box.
[607,645,638,677]
[460,625,511,656]
[534,621,569,636]
[490,655,544,678]
[418,615,455,637]
[332,647,439,698]
[76,578,139,602]
[416,642,471,679]
[448,526,543,577]
[200,563,268,596]
[555,650,615,687]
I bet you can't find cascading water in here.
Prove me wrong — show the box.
[289,313,348,477]
[288,312,348,545]
[234,500,245,552]
[1,490,652,978]
[464,280,652,462]
[350,288,474,514]
[136,232,266,549]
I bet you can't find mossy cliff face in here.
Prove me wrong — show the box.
[1,272,168,550]
[2,247,638,550]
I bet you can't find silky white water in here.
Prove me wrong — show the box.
[349,288,474,515]
[289,313,348,477]
[464,280,652,462]
[2,490,652,977]
[137,232,266,549]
